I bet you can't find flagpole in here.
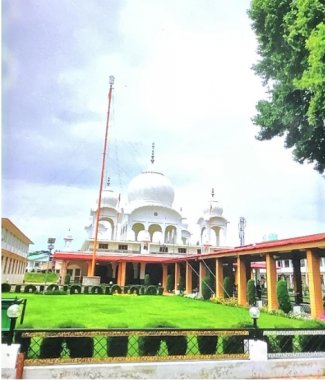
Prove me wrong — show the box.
[90,75,115,276]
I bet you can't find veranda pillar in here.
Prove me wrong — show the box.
[60,261,69,283]
[199,261,207,295]
[292,255,303,305]
[266,253,278,311]
[175,262,180,291]
[117,262,126,287]
[306,249,323,319]
[215,259,224,299]
[162,264,168,291]
[237,256,247,306]
[185,262,193,294]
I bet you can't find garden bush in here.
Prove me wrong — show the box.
[59,323,94,358]
[178,276,185,292]
[91,286,103,294]
[44,290,67,295]
[197,335,218,354]
[138,335,161,356]
[83,286,91,294]
[247,279,256,306]
[47,284,59,292]
[107,325,129,357]
[277,280,292,313]
[265,334,293,353]
[201,274,213,300]
[39,337,64,358]
[157,286,164,295]
[70,285,82,294]
[24,284,37,293]
[2,283,11,292]
[129,285,140,295]
[104,286,111,295]
[165,334,187,355]
[166,274,174,292]
[223,276,233,298]
[145,285,157,295]
[15,284,22,293]
[222,323,250,354]
[297,322,325,352]
[111,284,122,294]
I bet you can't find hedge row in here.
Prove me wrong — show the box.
[1,282,164,295]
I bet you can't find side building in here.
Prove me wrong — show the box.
[1,218,33,283]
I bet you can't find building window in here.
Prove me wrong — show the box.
[118,244,128,251]
[154,212,158,216]
[159,246,168,253]
[284,260,290,268]
[197,249,201,254]
[98,243,108,249]
[178,248,186,254]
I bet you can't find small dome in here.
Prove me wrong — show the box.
[127,164,175,207]
[101,189,119,209]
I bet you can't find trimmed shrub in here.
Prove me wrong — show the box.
[59,323,94,358]
[24,284,37,293]
[91,286,103,294]
[166,275,174,293]
[197,335,218,355]
[157,287,164,295]
[145,285,157,295]
[247,279,256,305]
[222,323,250,354]
[201,274,213,300]
[83,286,91,294]
[276,280,292,313]
[111,284,122,294]
[223,276,233,299]
[15,284,22,293]
[138,335,161,356]
[64,274,71,285]
[47,284,59,292]
[2,283,11,292]
[70,285,82,294]
[165,334,187,355]
[265,335,293,353]
[178,276,185,292]
[144,274,151,286]
[39,337,64,358]
[39,285,45,292]
[104,286,111,295]
[45,290,67,295]
[129,286,140,295]
[297,322,325,352]
[63,285,69,292]
[107,325,129,357]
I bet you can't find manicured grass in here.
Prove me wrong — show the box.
[2,293,321,329]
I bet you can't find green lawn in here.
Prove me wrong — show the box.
[23,272,58,283]
[2,293,321,329]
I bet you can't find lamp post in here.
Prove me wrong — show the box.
[7,303,21,345]
[44,238,56,292]
[249,306,260,340]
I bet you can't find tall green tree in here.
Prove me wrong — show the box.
[248,0,325,174]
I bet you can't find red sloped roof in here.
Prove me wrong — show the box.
[53,252,183,264]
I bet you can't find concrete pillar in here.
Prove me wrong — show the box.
[266,253,278,311]
[216,259,224,298]
[175,262,180,291]
[162,264,168,290]
[61,261,69,281]
[199,261,207,294]
[185,262,193,294]
[306,249,323,319]
[117,262,126,287]
[139,263,146,283]
[292,256,303,305]
[237,256,247,306]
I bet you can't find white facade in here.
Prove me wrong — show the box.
[82,159,228,254]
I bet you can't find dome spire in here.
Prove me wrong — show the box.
[211,187,215,198]
[107,177,111,188]
[151,142,155,164]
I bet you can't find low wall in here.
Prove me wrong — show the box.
[18,357,325,379]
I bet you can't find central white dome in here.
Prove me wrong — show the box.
[127,165,175,207]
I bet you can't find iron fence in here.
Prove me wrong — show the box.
[5,327,325,365]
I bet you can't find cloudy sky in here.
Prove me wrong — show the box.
[3,0,325,252]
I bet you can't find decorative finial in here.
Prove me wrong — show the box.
[109,75,115,85]
[107,177,110,187]
[151,143,155,164]
[211,188,215,198]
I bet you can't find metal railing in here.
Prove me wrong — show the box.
[5,327,325,365]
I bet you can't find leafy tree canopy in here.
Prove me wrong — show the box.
[248,0,325,173]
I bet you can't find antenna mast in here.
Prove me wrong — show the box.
[90,75,115,276]
[238,217,246,246]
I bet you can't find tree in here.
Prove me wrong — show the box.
[248,0,325,174]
